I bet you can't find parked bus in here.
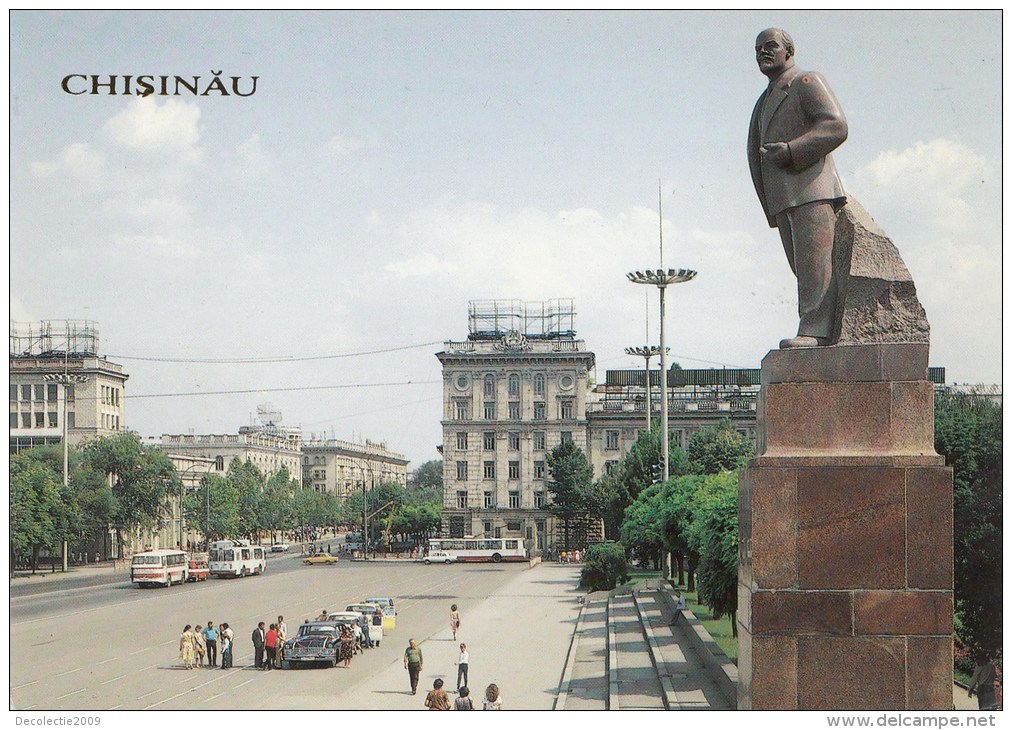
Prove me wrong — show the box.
[427,538,527,563]
[131,549,188,587]
[208,539,267,578]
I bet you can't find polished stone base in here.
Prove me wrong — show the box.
[737,344,953,710]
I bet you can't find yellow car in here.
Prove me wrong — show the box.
[303,553,339,565]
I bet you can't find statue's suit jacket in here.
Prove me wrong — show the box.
[748,65,848,227]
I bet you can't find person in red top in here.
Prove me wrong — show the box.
[264,623,279,671]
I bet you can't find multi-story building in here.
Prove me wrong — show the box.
[301,438,409,497]
[437,300,596,551]
[154,421,302,480]
[10,320,128,452]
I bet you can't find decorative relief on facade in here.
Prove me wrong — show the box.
[493,330,531,352]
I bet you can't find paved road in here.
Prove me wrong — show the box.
[10,557,582,711]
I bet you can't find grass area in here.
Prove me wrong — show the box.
[679,589,738,662]
[626,569,663,586]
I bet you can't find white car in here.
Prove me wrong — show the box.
[421,551,457,565]
[271,543,290,553]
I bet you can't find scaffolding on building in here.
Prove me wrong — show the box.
[467,299,576,340]
[9,320,100,358]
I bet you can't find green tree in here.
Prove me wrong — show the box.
[687,472,739,633]
[619,482,665,568]
[407,460,443,504]
[227,459,266,539]
[685,419,754,475]
[546,440,598,550]
[260,467,298,542]
[81,432,177,554]
[10,452,62,570]
[935,391,1002,668]
[579,542,629,592]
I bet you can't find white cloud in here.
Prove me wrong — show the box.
[326,134,367,156]
[30,142,105,179]
[385,251,459,278]
[103,97,203,164]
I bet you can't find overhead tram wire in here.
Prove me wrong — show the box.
[126,379,441,400]
[107,340,444,364]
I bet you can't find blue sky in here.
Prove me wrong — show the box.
[9,10,1003,467]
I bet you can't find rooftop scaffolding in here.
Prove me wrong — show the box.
[10,320,100,358]
[467,299,576,340]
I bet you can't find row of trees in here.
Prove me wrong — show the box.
[11,432,446,568]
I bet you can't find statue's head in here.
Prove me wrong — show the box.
[755,28,795,78]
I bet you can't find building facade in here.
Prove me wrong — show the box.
[301,438,409,498]
[154,424,302,480]
[10,321,128,452]
[438,300,596,551]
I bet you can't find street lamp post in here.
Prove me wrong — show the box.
[627,269,696,482]
[43,372,89,572]
[624,346,667,432]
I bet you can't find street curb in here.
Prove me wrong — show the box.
[607,596,620,710]
[552,596,587,710]
[633,591,676,710]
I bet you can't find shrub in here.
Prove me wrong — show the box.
[579,542,629,591]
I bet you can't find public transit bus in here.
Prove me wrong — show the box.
[131,549,188,587]
[427,538,527,563]
[208,539,267,578]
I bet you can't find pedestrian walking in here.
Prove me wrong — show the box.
[340,625,355,668]
[483,683,503,710]
[220,623,234,669]
[403,639,423,695]
[450,604,461,640]
[193,622,207,667]
[455,643,469,690]
[265,623,279,670]
[179,625,196,670]
[424,678,451,710]
[251,621,266,669]
[277,615,287,667]
[358,612,372,648]
[969,657,999,710]
[202,621,219,667]
[454,686,474,710]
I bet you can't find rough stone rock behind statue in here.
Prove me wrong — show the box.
[832,198,930,344]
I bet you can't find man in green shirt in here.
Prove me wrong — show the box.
[403,639,423,695]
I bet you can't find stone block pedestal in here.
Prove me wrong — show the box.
[737,344,953,710]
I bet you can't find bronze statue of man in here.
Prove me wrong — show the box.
[747,28,848,348]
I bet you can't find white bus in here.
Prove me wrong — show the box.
[208,539,267,578]
[131,549,188,587]
[427,538,527,563]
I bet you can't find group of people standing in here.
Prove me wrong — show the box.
[405,604,504,710]
[179,621,233,670]
[250,615,288,670]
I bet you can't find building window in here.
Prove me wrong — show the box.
[534,373,545,395]
[533,431,546,451]
[484,491,495,508]
[534,460,546,479]
[454,400,470,420]
[34,385,44,402]
[483,401,496,420]
[508,460,520,480]
[561,431,573,444]
[48,412,58,428]
[483,432,495,450]
[67,412,75,428]
[21,412,31,428]
[508,373,520,395]
[606,430,620,450]
[605,460,619,474]
[484,374,495,397]
[483,521,493,535]
[534,491,546,508]
[533,402,546,420]
[508,492,521,509]
[560,400,574,420]
[456,491,468,509]
[47,384,57,402]
[35,412,44,427]
[483,461,496,480]
[9,413,17,428]
[9,385,16,402]
[508,401,520,420]
[66,385,74,402]
[508,432,520,451]
[21,385,31,402]
[456,461,468,480]
[456,432,468,450]
[216,456,225,470]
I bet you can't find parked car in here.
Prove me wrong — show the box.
[270,543,290,553]
[344,604,385,646]
[186,558,210,582]
[421,551,457,565]
[363,598,397,631]
[303,553,339,565]
[280,621,350,668]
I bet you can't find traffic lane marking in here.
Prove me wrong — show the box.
[146,669,250,709]
[55,688,86,701]
[11,680,38,690]
[100,674,127,685]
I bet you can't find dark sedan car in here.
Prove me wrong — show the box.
[281,622,353,668]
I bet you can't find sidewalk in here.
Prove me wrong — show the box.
[10,560,129,597]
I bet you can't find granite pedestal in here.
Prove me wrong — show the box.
[737,343,953,710]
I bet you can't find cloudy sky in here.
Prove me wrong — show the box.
[10,10,1002,469]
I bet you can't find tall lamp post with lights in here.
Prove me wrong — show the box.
[624,345,667,432]
[43,372,89,571]
[626,268,697,482]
